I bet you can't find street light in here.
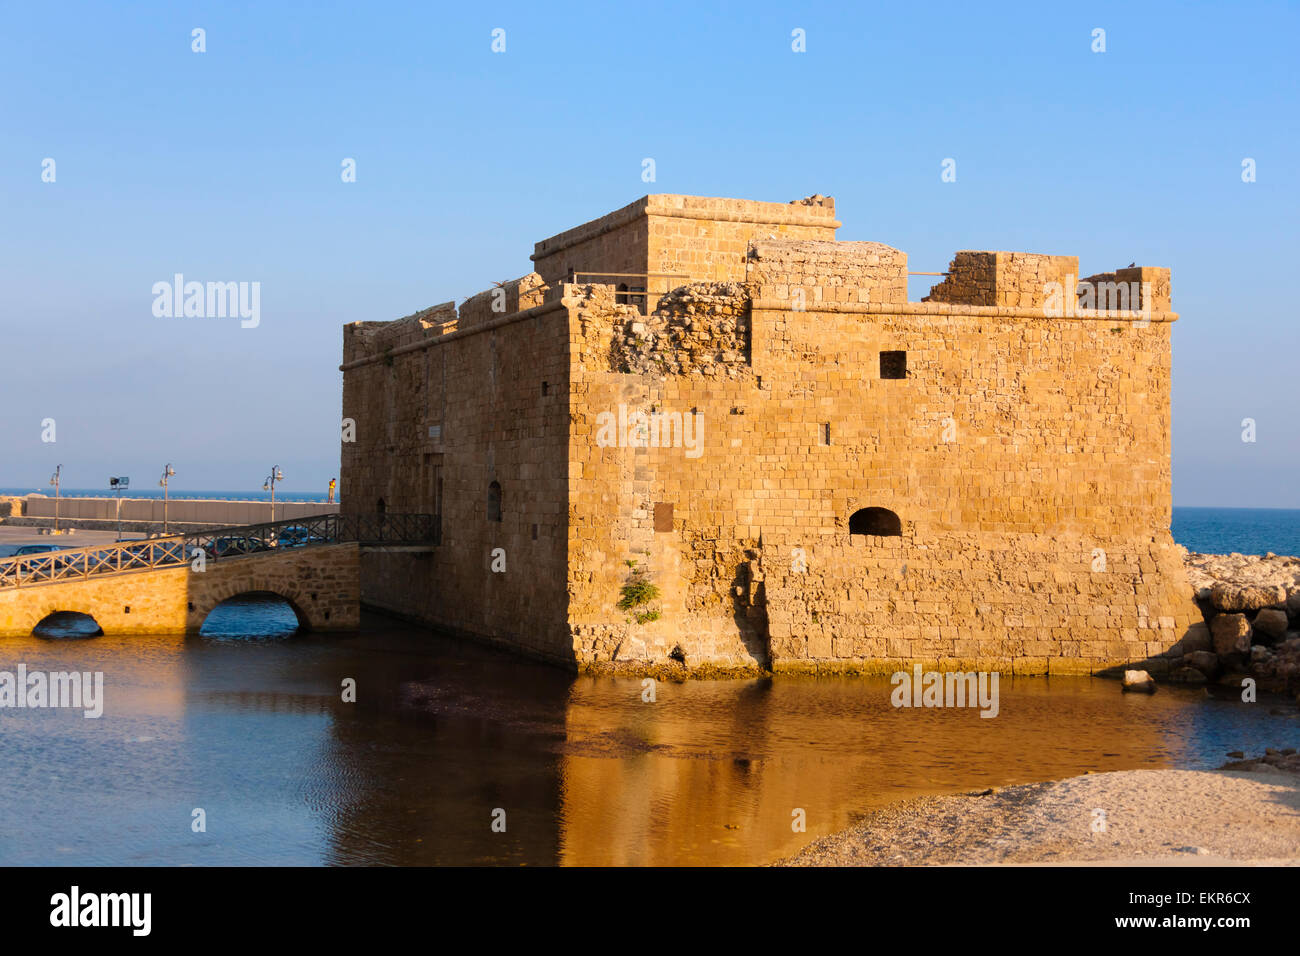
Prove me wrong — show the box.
[109,476,129,541]
[159,463,176,534]
[49,465,62,533]
[263,465,284,523]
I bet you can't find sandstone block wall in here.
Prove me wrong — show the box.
[340,290,573,662]
[531,194,840,289]
[748,239,908,307]
[924,251,1077,309]
[341,193,1195,677]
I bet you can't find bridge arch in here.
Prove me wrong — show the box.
[199,590,307,637]
[190,578,320,634]
[32,610,104,638]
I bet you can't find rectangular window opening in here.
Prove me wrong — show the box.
[880,350,907,379]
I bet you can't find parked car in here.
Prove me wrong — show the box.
[11,543,68,557]
[203,536,270,558]
[0,543,74,582]
[275,525,327,548]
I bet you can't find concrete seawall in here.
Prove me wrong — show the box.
[2,495,338,532]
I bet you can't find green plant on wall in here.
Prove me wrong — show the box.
[618,557,660,622]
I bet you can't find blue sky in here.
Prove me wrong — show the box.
[1,1,1296,505]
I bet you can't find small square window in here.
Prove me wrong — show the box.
[880,351,907,379]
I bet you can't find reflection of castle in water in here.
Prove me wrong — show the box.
[267,625,1186,866]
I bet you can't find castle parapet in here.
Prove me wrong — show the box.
[748,239,907,308]
[924,251,1078,309]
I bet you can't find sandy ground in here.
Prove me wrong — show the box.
[779,767,1300,866]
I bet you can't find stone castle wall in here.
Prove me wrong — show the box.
[341,193,1198,675]
[340,289,574,663]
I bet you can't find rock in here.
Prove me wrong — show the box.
[1181,622,1212,654]
[1288,590,1300,617]
[1254,608,1289,640]
[1122,670,1157,693]
[1169,666,1208,684]
[1251,645,1273,663]
[1216,672,1251,690]
[1184,650,1220,676]
[613,637,648,662]
[1227,751,1245,758]
[1210,583,1287,612]
[1211,613,1252,656]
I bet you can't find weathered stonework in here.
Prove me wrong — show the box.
[340,193,1200,676]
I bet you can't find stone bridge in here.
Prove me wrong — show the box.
[0,514,437,637]
[0,542,361,636]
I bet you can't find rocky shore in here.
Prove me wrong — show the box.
[1168,550,1300,696]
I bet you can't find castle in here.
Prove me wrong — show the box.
[339,194,1201,675]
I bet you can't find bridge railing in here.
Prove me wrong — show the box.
[0,513,439,590]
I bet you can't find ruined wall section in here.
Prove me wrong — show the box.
[1079,267,1172,312]
[610,282,751,377]
[924,251,1077,308]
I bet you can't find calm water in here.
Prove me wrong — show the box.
[1171,506,1300,556]
[2,605,1297,866]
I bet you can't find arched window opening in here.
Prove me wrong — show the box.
[849,507,901,537]
[487,481,502,523]
[376,498,386,514]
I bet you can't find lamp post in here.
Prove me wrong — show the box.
[263,465,284,524]
[49,465,62,533]
[159,463,175,534]
[109,476,129,541]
